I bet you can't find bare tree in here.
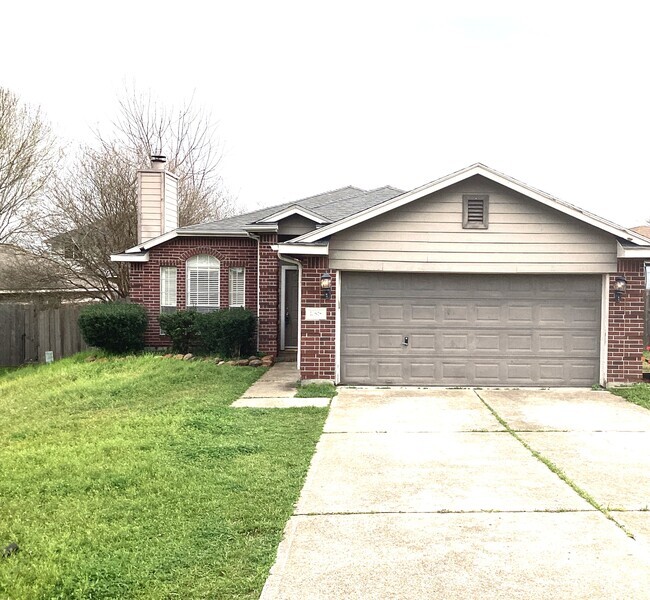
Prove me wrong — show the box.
[0,88,57,243]
[25,90,234,299]
[112,89,234,225]
[27,142,135,299]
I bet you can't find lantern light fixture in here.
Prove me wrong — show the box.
[614,275,627,302]
[320,272,332,300]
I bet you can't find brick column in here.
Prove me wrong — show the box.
[607,258,646,384]
[300,257,336,381]
[258,233,279,356]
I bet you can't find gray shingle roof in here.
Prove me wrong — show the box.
[177,185,404,234]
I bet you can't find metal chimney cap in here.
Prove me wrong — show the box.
[151,155,167,170]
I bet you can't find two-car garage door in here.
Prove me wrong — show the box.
[340,273,601,386]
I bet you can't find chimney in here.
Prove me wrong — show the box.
[137,155,179,244]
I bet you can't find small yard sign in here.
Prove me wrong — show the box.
[45,351,54,364]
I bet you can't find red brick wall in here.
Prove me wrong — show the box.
[258,233,279,356]
[300,257,336,381]
[607,258,646,384]
[130,237,258,348]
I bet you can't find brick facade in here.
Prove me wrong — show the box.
[258,234,279,356]
[130,237,259,348]
[607,258,646,384]
[129,236,646,385]
[299,257,336,381]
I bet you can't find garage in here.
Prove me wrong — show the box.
[340,272,602,386]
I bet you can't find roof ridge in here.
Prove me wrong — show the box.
[306,185,401,212]
[288,185,366,205]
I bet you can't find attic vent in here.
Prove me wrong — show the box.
[462,194,489,229]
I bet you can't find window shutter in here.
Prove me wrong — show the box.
[160,266,177,312]
[229,267,245,307]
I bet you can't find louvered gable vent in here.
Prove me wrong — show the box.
[462,194,489,229]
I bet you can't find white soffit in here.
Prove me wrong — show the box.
[111,252,150,262]
[277,242,329,256]
[617,242,650,258]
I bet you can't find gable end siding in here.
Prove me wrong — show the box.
[328,176,617,274]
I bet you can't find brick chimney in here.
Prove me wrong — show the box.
[137,155,179,244]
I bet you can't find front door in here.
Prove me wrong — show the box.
[283,268,299,348]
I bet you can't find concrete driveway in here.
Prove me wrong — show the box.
[261,388,650,599]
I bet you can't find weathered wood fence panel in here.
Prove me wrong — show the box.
[0,304,90,366]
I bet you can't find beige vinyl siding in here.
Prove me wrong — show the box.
[329,176,617,273]
[164,173,178,234]
[138,171,164,243]
[278,214,319,236]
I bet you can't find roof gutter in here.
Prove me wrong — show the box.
[276,242,329,256]
[617,242,650,259]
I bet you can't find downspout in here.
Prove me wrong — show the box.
[277,251,302,373]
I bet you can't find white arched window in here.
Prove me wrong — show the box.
[186,255,220,312]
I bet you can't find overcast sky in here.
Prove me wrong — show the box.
[2,1,648,227]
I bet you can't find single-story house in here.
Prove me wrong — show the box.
[112,157,649,387]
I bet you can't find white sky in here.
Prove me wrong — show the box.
[2,0,649,227]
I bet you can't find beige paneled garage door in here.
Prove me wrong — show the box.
[340,273,601,386]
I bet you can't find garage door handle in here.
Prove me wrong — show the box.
[401,336,409,346]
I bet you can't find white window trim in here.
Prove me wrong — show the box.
[186,255,220,311]
[229,267,246,307]
[160,266,177,311]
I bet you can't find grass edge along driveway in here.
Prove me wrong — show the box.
[0,353,327,599]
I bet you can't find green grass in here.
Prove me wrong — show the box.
[611,383,650,410]
[0,353,327,599]
[295,382,337,398]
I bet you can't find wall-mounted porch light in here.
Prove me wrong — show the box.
[320,272,332,300]
[614,275,627,302]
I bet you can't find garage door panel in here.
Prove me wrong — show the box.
[341,273,601,386]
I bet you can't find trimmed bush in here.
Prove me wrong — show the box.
[78,302,147,353]
[197,308,256,358]
[159,310,200,354]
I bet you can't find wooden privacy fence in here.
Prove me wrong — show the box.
[0,303,91,366]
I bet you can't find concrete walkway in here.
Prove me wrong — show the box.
[231,362,330,407]
[261,387,650,599]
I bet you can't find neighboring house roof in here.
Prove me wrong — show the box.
[0,243,98,297]
[631,225,650,240]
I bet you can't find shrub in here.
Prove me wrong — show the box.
[197,308,256,358]
[159,310,200,354]
[78,302,147,353]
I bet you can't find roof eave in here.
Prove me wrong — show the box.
[617,242,650,259]
[276,242,329,256]
[111,252,150,263]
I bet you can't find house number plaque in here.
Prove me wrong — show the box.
[305,307,327,321]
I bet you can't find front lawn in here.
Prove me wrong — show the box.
[0,353,327,599]
[611,383,650,410]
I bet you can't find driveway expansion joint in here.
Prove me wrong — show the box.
[473,389,636,539]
